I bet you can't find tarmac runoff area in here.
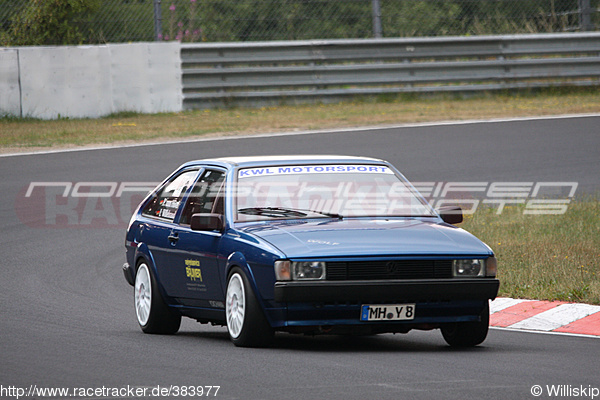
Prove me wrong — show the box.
[490,298,600,338]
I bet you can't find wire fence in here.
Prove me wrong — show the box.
[1,0,599,45]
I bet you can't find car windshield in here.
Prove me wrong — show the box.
[235,164,435,222]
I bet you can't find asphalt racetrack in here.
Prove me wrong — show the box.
[1,115,599,399]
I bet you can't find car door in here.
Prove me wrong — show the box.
[168,168,227,307]
[139,168,200,299]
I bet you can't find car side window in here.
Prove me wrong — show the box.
[179,169,226,225]
[141,169,199,222]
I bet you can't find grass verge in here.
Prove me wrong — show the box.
[462,200,600,305]
[1,88,600,151]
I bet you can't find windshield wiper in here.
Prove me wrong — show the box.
[291,208,343,219]
[238,207,343,219]
[238,207,306,218]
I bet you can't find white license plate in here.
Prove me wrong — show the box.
[360,304,416,321]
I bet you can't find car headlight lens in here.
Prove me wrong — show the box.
[274,261,326,281]
[292,261,326,280]
[453,259,485,277]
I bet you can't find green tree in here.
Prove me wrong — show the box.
[7,0,100,46]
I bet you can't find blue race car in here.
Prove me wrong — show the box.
[123,156,499,347]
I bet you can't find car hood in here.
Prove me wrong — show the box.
[237,218,492,258]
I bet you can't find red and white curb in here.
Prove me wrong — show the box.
[490,298,600,337]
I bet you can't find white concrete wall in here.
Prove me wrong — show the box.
[0,48,21,117]
[109,43,183,115]
[0,42,182,119]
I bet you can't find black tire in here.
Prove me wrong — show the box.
[441,303,489,347]
[134,261,181,334]
[225,267,274,347]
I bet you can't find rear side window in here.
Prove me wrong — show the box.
[142,169,199,222]
[179,169,225,225]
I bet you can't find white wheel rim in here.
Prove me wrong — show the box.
[135,264,152,326]
[226,273,246,339]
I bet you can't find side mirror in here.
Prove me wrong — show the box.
[190,213,224,232]
[437,206,463,225]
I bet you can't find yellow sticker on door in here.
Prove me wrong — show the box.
[185,259,203,282]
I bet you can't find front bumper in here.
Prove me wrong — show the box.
[275,300,488,331]
[274,278,499,303]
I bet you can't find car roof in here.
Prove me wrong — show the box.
[181,155,388,169]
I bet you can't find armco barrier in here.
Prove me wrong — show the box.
[2,33,600,119]
[181,33,600,109]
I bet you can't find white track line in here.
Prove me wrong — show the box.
[490,326,600,339]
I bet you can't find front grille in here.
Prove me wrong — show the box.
[326,260,452,280]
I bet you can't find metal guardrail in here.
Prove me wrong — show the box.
[181,33,600,109]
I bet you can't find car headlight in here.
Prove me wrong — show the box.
[453,259,485,277]
[274,261,326,281]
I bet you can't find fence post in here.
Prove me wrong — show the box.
[154,0,163,41]
[372,0,383,38]
[579,0,592,31]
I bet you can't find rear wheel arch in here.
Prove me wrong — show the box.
[133,259,181,334]
[133,244,161,281]
[133,255,151,282]
[134,253,173,310]
[132,242,153,275]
